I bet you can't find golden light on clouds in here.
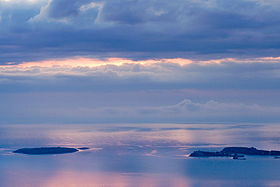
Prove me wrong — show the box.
[3,56,280,69]
[1,56,280,76]
[13,57,193,68]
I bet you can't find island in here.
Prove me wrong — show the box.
[13,147,79,155]
[189,147,280,159]
[77,147,90,150]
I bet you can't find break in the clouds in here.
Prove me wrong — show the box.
[1,0,280,63]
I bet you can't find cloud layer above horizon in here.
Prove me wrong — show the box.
[1,0,280,63]
[1,57,280,124]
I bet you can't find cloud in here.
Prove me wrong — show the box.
[29,0,102,24]
[0,57,280,124]
[1,57,280,93]
[1,1,280,124]
[1,98,279,124]
[1,0,280,63]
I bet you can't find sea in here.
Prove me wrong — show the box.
[1,123,280,187]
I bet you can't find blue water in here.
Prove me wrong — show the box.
[1,123,280,187]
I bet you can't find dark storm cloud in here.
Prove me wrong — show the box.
[1,0,280,64]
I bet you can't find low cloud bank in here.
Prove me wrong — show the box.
[1,99,279,124]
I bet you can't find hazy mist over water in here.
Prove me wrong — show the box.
[1,123,280,187]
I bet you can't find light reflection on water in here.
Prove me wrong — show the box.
[1,123,280,187]
[3,170,192,187]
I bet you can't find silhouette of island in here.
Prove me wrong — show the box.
[13,147,79,155]
[190,147,280,158]
[77,147,90,150]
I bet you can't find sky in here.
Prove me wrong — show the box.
[1,0,280,124]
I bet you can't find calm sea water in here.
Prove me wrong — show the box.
[1,123,280,187]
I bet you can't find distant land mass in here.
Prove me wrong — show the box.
[13,147,79,155]
[190,147,280,159]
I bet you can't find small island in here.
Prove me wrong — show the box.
[13,147,79,155]
[190,147,280,159]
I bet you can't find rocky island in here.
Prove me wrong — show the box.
[190,147,280,159]
[13,147,79,155]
